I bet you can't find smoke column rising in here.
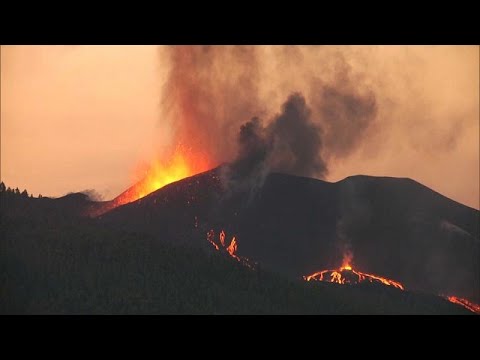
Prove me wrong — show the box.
[160,46,380,189]
[156,45,478,208]
[2,46,477,208]
[158,46,262,165]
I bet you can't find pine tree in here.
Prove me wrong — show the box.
[21,189,28,197]
[0,182,5,192]
[14,187,20,195]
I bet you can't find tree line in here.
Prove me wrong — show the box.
[0,182,42,198]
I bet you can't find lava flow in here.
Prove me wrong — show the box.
[114,145,212,207]
[305,259,480,313]
[207,229,254,268]
[444,296,480,314]
[304,260,405,290]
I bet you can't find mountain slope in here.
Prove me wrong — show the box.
[0,205,472,314]
[98,166,480,303]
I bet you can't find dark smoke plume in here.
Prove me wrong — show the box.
[161,46,379,192]
[160,46,261,164]
[269,93,326,177]
[223,80,378,192]
[310,55,378,161]
[223,93,326,193]
[316,83,377,159]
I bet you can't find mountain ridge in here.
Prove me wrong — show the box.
[94,167,479,303]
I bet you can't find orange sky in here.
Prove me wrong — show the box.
[1,45,478,209]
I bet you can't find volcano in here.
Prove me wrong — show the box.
[3,165,478,314]
[96,166,480,305]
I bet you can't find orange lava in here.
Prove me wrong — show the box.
[304,263,405,290]
[207,229,220,250]
[445,296,480,314]
[227,237,238,257]
[220,230,226,247]
[114,144,212,207]
[206,229,254,268]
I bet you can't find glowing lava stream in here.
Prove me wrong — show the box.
[304,262,405,290]
[207,229,254,268]
[444,296,480,314]
[305,261,480,313]
[114,145,212,207]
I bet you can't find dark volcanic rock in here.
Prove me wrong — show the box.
[98,166,480,303]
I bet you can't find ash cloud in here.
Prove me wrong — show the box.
[269,94,326,177]
[224,93,326,192]
[159,46,477,208]
[160,46,378,180]
[312,68,378,160]
[223,73,378,192]
[160,46,261,164]
[228,117,272,181]
[159,46,386,187]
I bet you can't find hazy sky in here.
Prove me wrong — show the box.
[1,45,478,209]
